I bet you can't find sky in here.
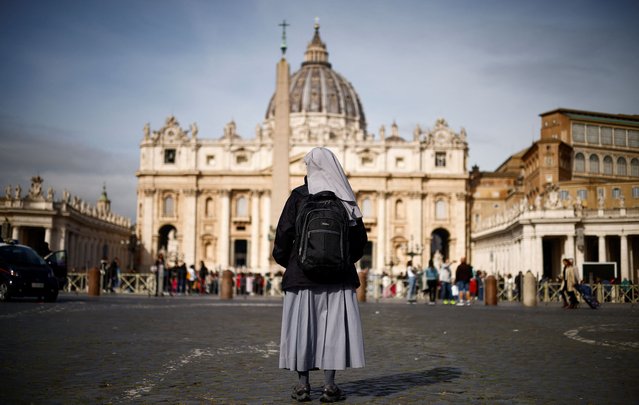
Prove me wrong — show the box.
[1,0,638,221]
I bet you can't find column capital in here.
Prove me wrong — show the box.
[143,188,156,197]
[182,188,198,197]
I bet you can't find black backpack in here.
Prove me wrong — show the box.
[296,190,350,281]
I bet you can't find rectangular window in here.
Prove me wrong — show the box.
[629,130,639,148]
[559,190,570,200]
[633,186,639,198]
[612,188,621,199]
[614,129,627,147]
[435,152,446,167]
[572,123,585,142]
[164,149,176,164]
[597,188,605,199]
[395,157,405,168]
[600,127,612,145]
[586,126,599,144]
[577,189,587,201]
[236,154,248,164]
[206,155,216,165]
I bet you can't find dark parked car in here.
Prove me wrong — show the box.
[0,242,65,302]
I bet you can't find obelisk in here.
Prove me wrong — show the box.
[271,20,291,229]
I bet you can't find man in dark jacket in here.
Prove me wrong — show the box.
[455,257,473,306]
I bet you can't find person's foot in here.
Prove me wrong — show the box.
[291,383,311,402]
[456,301,465,306]
[320,384,345,403]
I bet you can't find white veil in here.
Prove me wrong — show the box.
[304,147,363,223]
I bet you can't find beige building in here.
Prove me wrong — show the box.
[470,108,639,282]
[1,176,133,270]
[135,24,469,274]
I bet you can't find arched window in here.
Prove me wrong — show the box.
[205,242,214,259]
[617,157,627,176]
[163,196,174,217]
[236,196,248,217]
[574,153,585,172]
[631,158,639,177]
[589,154,599,174]
[603,156,613,175]
[395,199,405,219]
[205,198,214,217]
[435,200,447,220]
[362,197,373,217]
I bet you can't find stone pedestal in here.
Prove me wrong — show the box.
[87,267,100,297]
[220,270,234,300]
[485,275,497,305]
[523,271,537,307]
[357,270,368,302]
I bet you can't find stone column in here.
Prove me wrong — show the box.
[182,189,198,267]
[620,234,629,281]
[534,236,543,278]
[455,192,468,260]
[11,225,19,241]
[598,235,606,262]
[219,190,231,268]
[59,227,67,251]
[409,192,422,261]
[564,234,575,264]
[44,227,52,248]
[142,189,156,267]
[521,228,533,276]
[261,191,272,270]
[376,192,386,273]
[250,191,260,270]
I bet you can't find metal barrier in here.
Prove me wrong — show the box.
[63,272,639,304]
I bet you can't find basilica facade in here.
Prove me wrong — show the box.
[135,24,469,274]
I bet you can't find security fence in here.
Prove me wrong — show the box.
[64,272,639,304]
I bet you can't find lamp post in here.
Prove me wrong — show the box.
[403,235,424,263]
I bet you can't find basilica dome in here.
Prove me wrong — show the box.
[265,24,367,133]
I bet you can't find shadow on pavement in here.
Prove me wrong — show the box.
[335,367,462,398]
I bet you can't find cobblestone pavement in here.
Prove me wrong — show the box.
[1,293,638,404]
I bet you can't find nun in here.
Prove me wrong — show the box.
[273,147,368,402]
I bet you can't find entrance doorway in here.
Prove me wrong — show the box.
[233,239,248,267]
[542,237,563,280]
[430,228,450,260]
[158,224,177,259]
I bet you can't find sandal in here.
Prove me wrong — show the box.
[291,383,311,402]
[320,384,345,403]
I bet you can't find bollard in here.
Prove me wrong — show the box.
[356,270,368,302]
[220,270,234,300]
[87,267,101,296]
[485,275,497,305]
[522,270,537,307]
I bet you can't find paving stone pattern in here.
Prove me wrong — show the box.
[1,294,638,404]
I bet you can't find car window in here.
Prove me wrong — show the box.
[0,246,47,266]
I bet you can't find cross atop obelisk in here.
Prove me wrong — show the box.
[279,20,289,56]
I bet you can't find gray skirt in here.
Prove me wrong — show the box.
[279,285,365,371]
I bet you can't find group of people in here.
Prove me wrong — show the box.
[150,254,285,297]
[100,257,121,293]
[151,255,218,296]
[383,257,483,306]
